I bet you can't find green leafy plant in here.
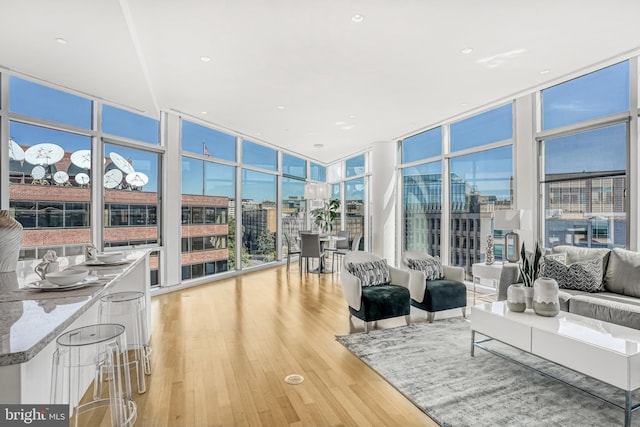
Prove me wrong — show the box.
[519,242,542,287]
[311,199,340,234]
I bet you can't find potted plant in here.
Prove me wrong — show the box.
[311,199,340,234]
[509,242,542,310]
[519,242,542,287]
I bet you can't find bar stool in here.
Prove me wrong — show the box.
[98,291,151,394]
[51,323,137,427]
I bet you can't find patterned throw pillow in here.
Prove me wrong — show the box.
[540,257,604,292]
[407,257,443,281]
[346,260,391,287]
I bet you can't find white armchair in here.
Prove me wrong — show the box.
[341,252,411,332]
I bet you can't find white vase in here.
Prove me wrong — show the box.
[0,211,23,273]
[533,277,560,317]
[506,284,527,312]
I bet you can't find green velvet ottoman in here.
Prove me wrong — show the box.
[411,279,467,322]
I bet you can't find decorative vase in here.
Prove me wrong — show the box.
[485,235,494,265]
[0,211,23,273]
[506,284,526,312]
[533,277,560,317]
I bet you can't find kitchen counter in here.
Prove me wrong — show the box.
[0,249,151,403]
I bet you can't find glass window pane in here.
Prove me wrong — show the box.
[9,122,92,259]
[282,153,306,178]
[346,154,365,178]
[102,104,159,144]
[182,160,233,276]
[345,177,365,250]
[403,162,442,256]
[242,140,277,171]
[205,162,236,198]
[242,169,277,266]
[450,104,513,152]
[542,124,626,249]
[9,76,92,129]
[544,124,626,176]
[282,177,305,250]
[182,120,236,161]
[103,143,160,246]
[310,162,326,181]
[542,61,630,130]
[181,157,204,195]
[331,183,342,232]
[450,146,513,273]
[402,127,442,163]
[327,163,341,182]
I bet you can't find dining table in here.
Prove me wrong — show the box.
[311,234,347,274]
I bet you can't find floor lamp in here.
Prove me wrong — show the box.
[493,209,531,262]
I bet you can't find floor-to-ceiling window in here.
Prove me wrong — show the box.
[241,140,278,267]
[401,127,442,255]
[8,77,93,260]
[539,61,629,249]
[181,120,235,279]
[449,104,513,273]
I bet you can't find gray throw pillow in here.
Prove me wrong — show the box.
[604,248,640,297]
[407,257,443,281]
[541,257,604,292]
[346,260,391,287]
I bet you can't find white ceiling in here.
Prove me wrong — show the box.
[2,0,640,163]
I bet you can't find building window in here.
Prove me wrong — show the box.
[242,169,277,267]
[182,120,236,161]
[450,104,512,152]
[102,105,160,145]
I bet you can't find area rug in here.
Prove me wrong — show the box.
[336,317,640,427]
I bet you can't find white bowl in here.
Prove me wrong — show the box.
[96,252,124,263]
[45,269,89,286]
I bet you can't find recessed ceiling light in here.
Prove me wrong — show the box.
[540,69,550,74]
[461,103,468,107]
[313,144,324,148]
[55,38,67,45]
[351,14,364,22]
[201,111,207,115]
[349,114,356,119]
[335,121,346,125]
[461,47,473,54]
[277,105,285,110]
[200,56,211,62]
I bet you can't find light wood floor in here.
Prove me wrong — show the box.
[90,262,495,427]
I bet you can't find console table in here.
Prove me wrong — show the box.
[471,262,503,304]
[0,249,151,404]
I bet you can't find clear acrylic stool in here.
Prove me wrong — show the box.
[51,323,137,427]
[98,291,151,394]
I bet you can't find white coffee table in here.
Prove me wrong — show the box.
[470,301,640,426]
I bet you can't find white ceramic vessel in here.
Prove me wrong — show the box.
[46,269,89,286]
[0,210,23,273]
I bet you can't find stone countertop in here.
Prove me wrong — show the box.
[0,249,150,366]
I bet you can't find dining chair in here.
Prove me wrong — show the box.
[333,232,363,271]
[327,230,350,272]
[284,233,301,273]
[299,233,322,275]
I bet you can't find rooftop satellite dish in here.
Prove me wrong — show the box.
[109,152,134,174]
[9,138,25,161]
[24,143,64,165]
[53,171,69,184]
[104,169,123,189]
[75,173,90,186]
[31,165,46,180]
[126,172,149,187]
[70,149,92,169]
